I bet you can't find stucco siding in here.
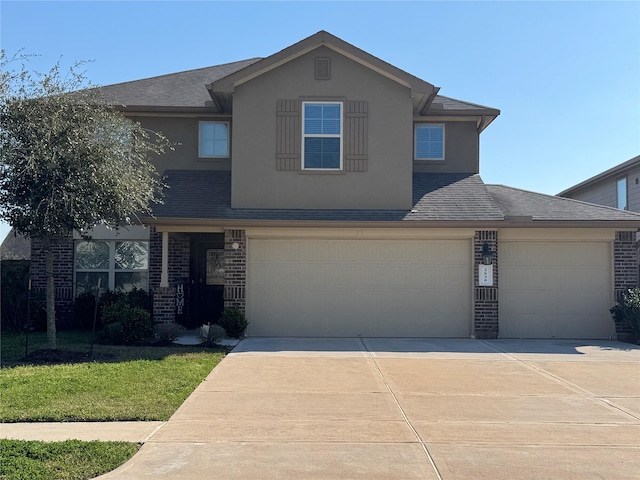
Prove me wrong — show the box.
[231,46,413,210]
[412,121,479,174]
[133,116,232,174]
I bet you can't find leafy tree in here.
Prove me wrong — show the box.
[0,51,170,349]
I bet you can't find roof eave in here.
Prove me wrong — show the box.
[558,155,640,197]
[140,216,639,230]
[207,30,438,101]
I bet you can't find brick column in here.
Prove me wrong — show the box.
[224,229,246,311]
[473,230,498,339]
[150,229,191,325]
[613,231,638,336]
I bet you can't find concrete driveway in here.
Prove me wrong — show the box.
[100,338,640,480]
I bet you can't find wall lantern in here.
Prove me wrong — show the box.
[231,242,240,250]
[482,242,493,265]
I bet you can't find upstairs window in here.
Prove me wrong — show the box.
[617,177,627,210]
[199,121,229,158]
[302,102,342,169]
[415,124,444,160]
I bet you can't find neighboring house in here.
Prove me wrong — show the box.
[558,155,640,212]
[558,154,640,285]
[30,31,640,339]
[0,228,31,261]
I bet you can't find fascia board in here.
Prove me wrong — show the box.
[142,217,640,230]
[207,31,437,96]
[558,155,640,197]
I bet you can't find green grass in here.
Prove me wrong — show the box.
[0,439,139,480]
[0,331,225,422]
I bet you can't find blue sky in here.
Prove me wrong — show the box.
[1,1,639,242]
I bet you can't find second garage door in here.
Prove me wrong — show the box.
[246,238,472,337]
[499,241,613,339]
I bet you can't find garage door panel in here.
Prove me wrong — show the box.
[247,239,471,337]
[499,241,612,339]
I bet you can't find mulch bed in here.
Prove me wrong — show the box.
[24,349,96,365]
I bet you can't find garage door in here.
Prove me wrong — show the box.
[246,239,471,337]
[499,242,613,339]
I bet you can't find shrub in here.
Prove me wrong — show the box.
[153,323,185,344]
[200,323,227,346]
[0,259,47,333]
[219,307,248,338]
[101,300,152,345]
[610,287,640,336]
[74,291,99,330]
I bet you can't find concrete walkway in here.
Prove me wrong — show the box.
[4,338,640,479]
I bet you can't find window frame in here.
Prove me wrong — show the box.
[198,121,230,159]
[414,124,445,161]
[74,239,150,295]
[617,176,628,210]
[301,101,343,171]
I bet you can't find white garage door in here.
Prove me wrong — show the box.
[499,242,613,339]
[246,239,472,337]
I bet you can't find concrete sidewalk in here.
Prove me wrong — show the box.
[0,421,165,443]
[4,338,640,479]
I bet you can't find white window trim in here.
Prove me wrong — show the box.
[198,121,230,159]
[74,239,150,295]
[414,123,445,161]
[301,101,343,171]
[617,176,628,210]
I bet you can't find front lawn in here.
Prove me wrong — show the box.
[0,331,225,422]
[0,439,139,480]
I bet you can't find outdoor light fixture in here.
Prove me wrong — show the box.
[232,242,240,250]
[482,242,493,265]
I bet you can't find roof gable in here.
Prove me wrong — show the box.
[207,30,441,114]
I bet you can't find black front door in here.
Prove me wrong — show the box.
[188,234,225,328]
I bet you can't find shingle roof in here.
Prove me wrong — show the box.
[487,184,640,222]
[0,228,31,260]
[149,170,640,226]
[151,171,503,223]
[98,58,262,109]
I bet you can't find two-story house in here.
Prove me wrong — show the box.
[31,31,640,339]
[559,154,640,283]
[559,155,640,213]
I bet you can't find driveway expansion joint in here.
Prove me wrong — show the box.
[358,338,444,480]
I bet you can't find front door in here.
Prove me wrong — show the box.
[188,234,225,328]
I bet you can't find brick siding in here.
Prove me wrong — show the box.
[30,237,75,328]
[613,230,638,335]
[149,228,191,324]
[473,230,498,339]
[224,229,246,311]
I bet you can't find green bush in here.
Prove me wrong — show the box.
[101,300,152,345]
[610,287,640,336]
[0,260,45,332]
[74,288,152,333]
[219,307,248,338]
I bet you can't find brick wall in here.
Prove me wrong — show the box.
[30,237,75,328]
[224,229,246,311]
[149,228,191,324]
[613,230,638,335]
[473,230,498,339]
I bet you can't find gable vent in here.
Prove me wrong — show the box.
[315,57,331,80]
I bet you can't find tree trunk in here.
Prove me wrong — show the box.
[43,237,57,350]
